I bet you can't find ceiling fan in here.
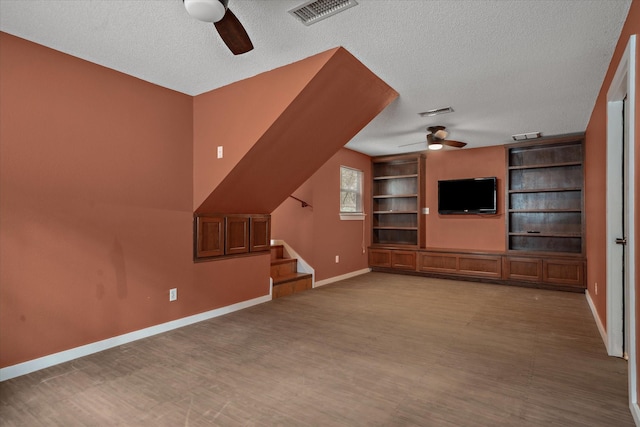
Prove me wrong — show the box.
[183,0,253,55]
[400,126,467,151]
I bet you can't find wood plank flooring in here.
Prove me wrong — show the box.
[0,272,634,426]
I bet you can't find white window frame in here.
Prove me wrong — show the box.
[339,166,365,221]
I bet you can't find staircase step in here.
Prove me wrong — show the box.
[272,273,313,299]
[272,272,312,285]
[270,258,298,278]
[270,245,284,261]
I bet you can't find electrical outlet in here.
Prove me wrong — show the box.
[169,288,177,301]
[335,255,339,263]
[217,146,223,159]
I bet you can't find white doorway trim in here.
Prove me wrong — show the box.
[606,33,636,419]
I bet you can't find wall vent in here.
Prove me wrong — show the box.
[418,107,454,117]
[289,0,358,26]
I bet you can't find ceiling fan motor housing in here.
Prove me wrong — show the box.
[184,0,228,22]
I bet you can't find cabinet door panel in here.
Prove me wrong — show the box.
[543,259,584,288]
[250,216,270,252]
[418,253,457,273]
[458,255,502,278]
[391,251,416,270]
[503,257,542,281]
[196,216,224,258]
[226,216,249,255]
[369,249,391,268]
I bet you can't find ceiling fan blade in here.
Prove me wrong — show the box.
[213,8,253,55]
[443,140,467,148]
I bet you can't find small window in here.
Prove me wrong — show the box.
[340,166,364,219]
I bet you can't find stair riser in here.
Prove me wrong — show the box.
[271,260,298,278]
[271,262,298,279]
[270,245,284,261]
[273,277,312,299]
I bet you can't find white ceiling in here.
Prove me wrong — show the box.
[0,0,632,156]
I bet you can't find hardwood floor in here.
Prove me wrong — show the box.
[0,272,634,426]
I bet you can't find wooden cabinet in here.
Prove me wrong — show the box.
[418,251,502,280]
[367,135,586,291]
[506,135,585,255]
[195,214,270,261]
[503,256,542,282]
[503,255,585,290]
[504,134,586,290]
[369,248,392,268]
[225,216,249,255]
[195,216,224,258]
[369,246,585,292]
[391,250,417,270]
[371,154,425,248]
[250,216,271,252]
[369,248,416,270]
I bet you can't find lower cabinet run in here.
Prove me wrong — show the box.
[369,247,585,292]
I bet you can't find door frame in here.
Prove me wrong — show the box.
[606,34,636,411]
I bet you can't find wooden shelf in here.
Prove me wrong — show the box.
[506,135,585,256]
[509,209,582,213]
[509,232,582,238]
[373,194,418,199]
[508,161,582,170]
[373,210,418,214]
[371,154,425,248]
[509,187,582,194]
[374,226,418,231]
[373,174,418,180]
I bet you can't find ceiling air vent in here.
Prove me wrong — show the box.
[512,132,541,141]
[418,107,454,117]
[289,0,358,26]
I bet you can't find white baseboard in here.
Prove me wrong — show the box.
[314,268,371,288]
[586,290,608,352]
[631,402,640,427]
[0,294,271,382]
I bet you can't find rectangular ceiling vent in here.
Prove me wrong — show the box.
[418,107,454,117]
[512,132,542,141]
[289,0,358,26]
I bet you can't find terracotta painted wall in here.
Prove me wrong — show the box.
[193,49,336,211]
[424,146,506,251]
[0,33,270,368]
[194,47,397,215]
[584,0,639,330]
[583,0,638,405]
[271,148,371,281]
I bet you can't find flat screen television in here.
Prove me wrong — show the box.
[438,177,497,214]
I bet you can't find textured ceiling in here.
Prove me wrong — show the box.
[0,0,632,156]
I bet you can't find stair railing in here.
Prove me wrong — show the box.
[289,195,312,208]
